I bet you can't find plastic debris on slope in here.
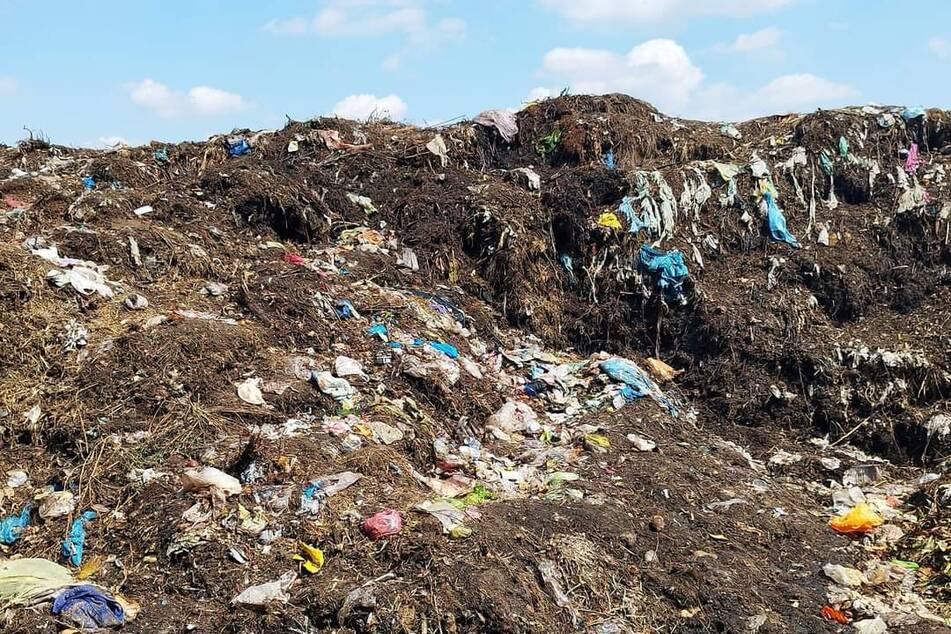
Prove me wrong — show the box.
[763,191,800,247]
[0,558,75,608]
[61,510,97,566]
[473,110,518,143]
[0,505,32,544]
[52,585,124,629]
[638,245,689,299]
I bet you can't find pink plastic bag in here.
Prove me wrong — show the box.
[362,509,403,539]
[905,143,919,174]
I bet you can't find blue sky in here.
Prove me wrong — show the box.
[0,0,949,147]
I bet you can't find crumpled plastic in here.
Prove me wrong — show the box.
[362,509,403,539]
[232,571,296,606]
[638,245,689,298]
[52,584,124,629]
[0,558,74,608]
[182,466,242,497]
[227,138,251,157]
[346,192,378,215]
[901,106,926,121]
[486,400,538,435]
[473,109,518,143]
[314,372,357,401]
[597,212,623,230]
[47,266,116,298]
[600,358,657,398]
[427,341,459,359]
[0,505,32,544]
[763,191,800,247]
[617,197,645,233]
[62,510,97,566]
[905,142,919,174]
[829,502,883,534]
[300,471,363,515]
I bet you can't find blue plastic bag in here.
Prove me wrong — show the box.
[335,300,355,319]
[367,323,387,337]
[602,358,680,416]
[52,585,124,629]
[618,197,645,233]
[82,176,95,192]
[764,192,800,248]
[0,505,31,544]
[227,138,251,157]
[153,148,169,163]
[427,341,458,359]
[602,150,616,170]
[600,358,655,398]
[901,106,926,121]
[61,510,96,566]
[638,245,688,298]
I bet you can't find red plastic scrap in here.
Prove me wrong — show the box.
[2,194,29,209]
[362,509,403,540]
[821,606,850,624]
[283,253,307,266]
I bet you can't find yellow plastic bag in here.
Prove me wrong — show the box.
[292,542,324,574]
[597,212,623,230]
[829,502,883,535]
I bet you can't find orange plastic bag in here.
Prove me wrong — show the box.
[829,502,883,535]
[821,606,850,624]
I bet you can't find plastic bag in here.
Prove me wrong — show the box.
[362,509,402,539]
[182,466,242,497]
[232,571,296,606]
[52,585,124,628]
[0,558,74,608]
[62,511,96,566]
[829,502,883,534]
[0,505,32,544]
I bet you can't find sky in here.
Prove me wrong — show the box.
[0,0,949,147]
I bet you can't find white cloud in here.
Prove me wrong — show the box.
[264,1,463,42]
[749,73,857,112]
[98,136,130,148]
[720,27,782,53]
[539,39,704,112]
[929,36,950,59]
[188,86,247,115]
[264,0,464,70]
[527,87,556,102]
[0,76,17,97]
[127,79,248,118]
[538,0,796,24]
[381,55,402,72]
[330,94,408,120]
[695,73,858,120]
[536,40,857,120]
[263,15,310,36]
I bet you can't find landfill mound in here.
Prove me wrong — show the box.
[0,94,948,633]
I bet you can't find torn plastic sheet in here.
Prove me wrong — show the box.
[763,191,800,247]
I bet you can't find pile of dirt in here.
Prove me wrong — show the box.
[0,94,947,633]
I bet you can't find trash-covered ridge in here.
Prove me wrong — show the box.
[0,93,948,633]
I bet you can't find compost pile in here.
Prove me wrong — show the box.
[0,94,948,633]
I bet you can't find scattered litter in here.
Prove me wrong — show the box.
[182,467,242,497]
[362,509,403,539]
[236,378,266,406]
[231,571,296,607]
[829,502,883,535]
[0,558,75,608]
[52,585,124,629]
[61,510,96,566]
[473,109,518,142]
